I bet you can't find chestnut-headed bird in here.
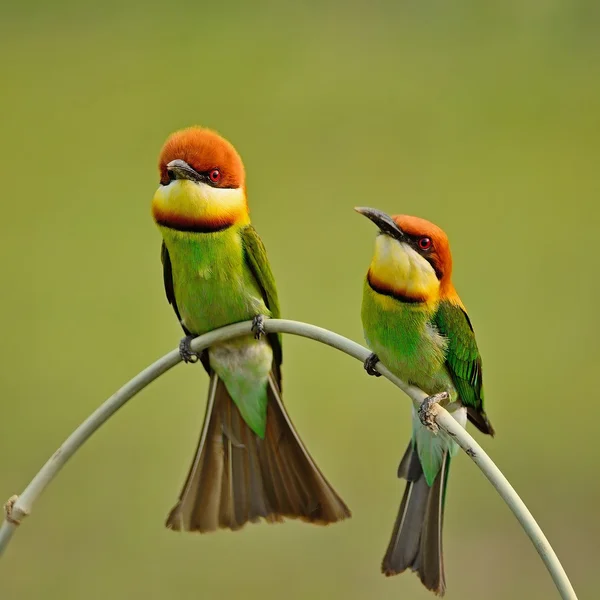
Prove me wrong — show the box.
[151,127,350,532]
[356,207,494,596]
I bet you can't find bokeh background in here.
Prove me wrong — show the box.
[2,2,599,599]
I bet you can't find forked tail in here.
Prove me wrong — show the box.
[166,373,351,532]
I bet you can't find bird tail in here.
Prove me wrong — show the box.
[166,372,351,532]
[381,440,450,596]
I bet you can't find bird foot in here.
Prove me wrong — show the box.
[363,353,382,377]
[418,392,449,434]
[179,335,200,363]
[251,315,266,340]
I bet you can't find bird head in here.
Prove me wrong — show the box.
[355,207,457,305]
[152,127,249,233]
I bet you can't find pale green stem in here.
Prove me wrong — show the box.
[0,319,577,599]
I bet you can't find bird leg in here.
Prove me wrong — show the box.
[179,335,200,363]
[363,353,382,377]
[251,314,266,340]
[418,391,449,434]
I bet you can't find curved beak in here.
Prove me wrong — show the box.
[354,206,406,241]
[166,159,202,183]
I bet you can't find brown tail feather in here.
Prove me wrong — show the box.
[382,441,449,596]
[166,373,350,532]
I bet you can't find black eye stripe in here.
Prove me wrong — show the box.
[404,235,442,280]
[407,235,431,250]
[158,166,238,189]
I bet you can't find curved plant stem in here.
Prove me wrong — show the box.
[0,319,578,599]
[432,406,577,599]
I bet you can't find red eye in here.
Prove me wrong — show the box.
[418,237,432,250]
[209,169,221,183]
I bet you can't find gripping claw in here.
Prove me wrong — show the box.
[418,391,450,433]
[179,335,200,363]
[363,353,382,377]
[251,315,266,340]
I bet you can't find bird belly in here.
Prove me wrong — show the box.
[180,270,272,436]
[373,337,458,404]
[209,336,273,393]
[361,283,454,398]
[164,229,273,435]
[362,284,467,483]
[165,229,269,335]
[176,274,266,335]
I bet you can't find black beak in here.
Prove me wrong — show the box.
[166,159,203,183]
[354,207,406,241]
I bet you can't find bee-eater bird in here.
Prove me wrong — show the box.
[151,127,350,532]
[356,207,494,596]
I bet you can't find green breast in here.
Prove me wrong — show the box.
[361,279,453,395]
[161,226,269,335]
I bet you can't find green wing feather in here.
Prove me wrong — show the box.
[434,300,494,436]
[241,225,283,383]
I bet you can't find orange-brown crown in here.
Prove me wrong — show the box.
[158,127,245,189]
[392,214,461,303]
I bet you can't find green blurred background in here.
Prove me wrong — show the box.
[1,1,599,598]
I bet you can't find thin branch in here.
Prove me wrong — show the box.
[433,406,577,600]
[0,319,577,599]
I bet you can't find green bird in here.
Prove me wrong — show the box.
[356,207,495,596]
[151,126,350,532]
